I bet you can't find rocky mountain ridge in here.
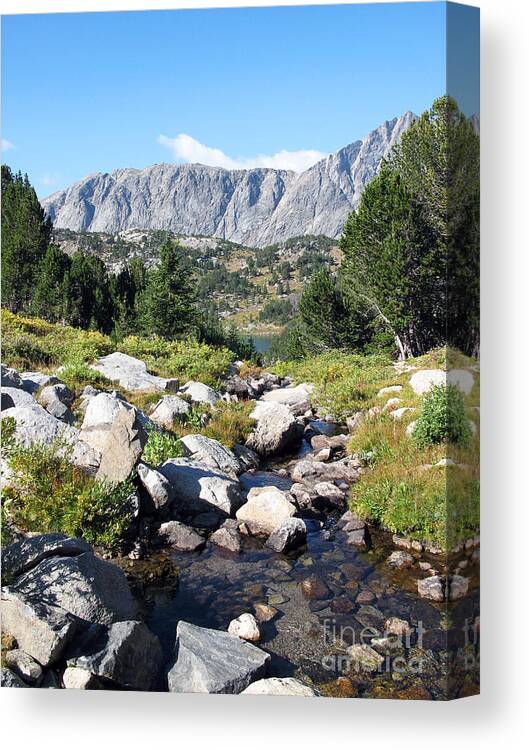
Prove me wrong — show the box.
[43,112,416,247]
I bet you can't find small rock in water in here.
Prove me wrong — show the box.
[356,589,375,605]
[386,550,414,570]
[228,613,261,642]
[384,617,413,637]
[300,575,331,601]
[417,575,445,602]
[210,526,241,554]
[347,528,369,549]
[448,574,469,601]
[265,517,307,553]
[156,521,206,552]
[346,644,384,673]
[254,603,278,623]
[241,677,316,696]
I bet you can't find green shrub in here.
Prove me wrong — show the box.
[59,362,113,391]
[142,430,184,465]
[202,401,255,448]
[413,384,472,447]
[3,441,134,552]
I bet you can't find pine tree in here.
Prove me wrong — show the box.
[142,240,196,338]
[32,244,71,322]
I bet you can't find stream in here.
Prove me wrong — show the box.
[123,423,480,699]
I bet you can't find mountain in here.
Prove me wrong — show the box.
[42,112,416,247]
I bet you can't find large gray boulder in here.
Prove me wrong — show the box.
[79,393,147,483]
[0,403,78,448]
[92,352,178,393]
[409,369,474,396]
[180,381,220,406]
[1,667,30,688]
[2,533,91,579]
[67,621,163,691]
[20,372,61,395]
[232,443,260,472]
[236,486,297,536]
[149,395,190,430]
[137,462,173,514]
[1,386,35,410]
[266,517,307,553]
[159,458,244,516]
[155,521,205,552]
[39,383,75,408]
[246,401,301,457]
[261,383,313,415]
[1,363,24,390]
[167,621,270,694]
[180,434,242,477]
[12,550,137,626]
[1,588,77,666]
[291,458,359,485]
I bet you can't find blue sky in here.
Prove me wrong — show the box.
[2,2,450,197]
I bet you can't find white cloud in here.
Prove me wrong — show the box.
[1,138,15,152]
[40,173,59,187]
[158,133,326,173]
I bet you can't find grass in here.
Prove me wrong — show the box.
[157,401,255,451]
[1,439,135,552]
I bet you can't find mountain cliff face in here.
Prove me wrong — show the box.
[42,112,415,247]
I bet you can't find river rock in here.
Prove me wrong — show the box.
[409,369,474,396]
[1,668,29,688]
[313,481,346,508]
[254,603,278,623]
[242,677,316,696]
[448,574,469,601]
[92,352,178,392]
[159,458,243,516]
[2,533,91,579]
[210,525,241,553]
[180,380,220,406]
[384,617,413,636]
[149,395,190,429]
[417,575,445,602]
[167,621,270,694]
[62,666,102,690]
[4,649,43,684]
[261,383,312,407]
[246,401,301,457]
[228,613,261,642]
[1,386,35,409]
[301,575,331,600]
[12,550,137,626]
[266,517,307,553]
[1,588,77,666]
[236,486,297,536]
[67,620,163,691]
[347,644,384,672]
[1,403,78,448]
[291,458,359,485]
[180,434,242,477]
[232,443,260,471]
[1,363,24,389]
[137,462,173,514]
[386,550,414,570]
[346,527,369,549]
[155,520,205,552]
[355,605,385,629]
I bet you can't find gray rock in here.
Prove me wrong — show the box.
[448,574,469,601]
[386,550,414,570]
[1,588,77,666]
[155,520,205,552]
[246,401,301,457]
[180,434,242,477]
[12,550,137,626]
[39,383,75,408]
[1,667,29,687]
[167,621,270,694]
[4,649,43,684]
[1,363,24,390]
[149,395,190,429]
[417,575,445,602]
[291,458,358,484]
[1,386,35,409]
[346,644,385,673]
[43,397,76,424]
[261,383,313,410]
[1,403,78,448]
[180,381,220,406]
[20,372,61,394]
[232,443,260,472]
[241,677,316,696]
[346,527,369,549]
[137,462,173,514]
[42,112,414,247]
[409,368,474,396]
[266,517,307,553]
[236,486,297,536]
[92,352,178,392]
[313,481,346,507]
[2,533,92,579]
[67,620,163,691]
[159,458,243,516]
[210,526,241,553]
[62,666,102,689]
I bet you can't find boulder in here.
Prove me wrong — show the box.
[167,621,270,694]
[1,667,29,688]
[20,372,61,395]
[386,550,414,570]
[159,458,244,516]
[2,533,91,579]
[4,649,43,685]
[155,520,205,552]
[377,385,403,397]
[67,620,163,691]
[232,443,260,472]
[224,375,255,399]
[261,383,313,408]
[236,486,297,536]
[180,381,220,406]
[266,517,307,553]
[1,403,78,448]
[254,603,278,623]
[313,481,346,508]
[1,363,24,390]
[346,527,369,549]
[291,458,358,485]
[210,526,241,553]
[391,407,416,420]
[62,666,102,689]
[92,352,178,393]
[228,613,261,642]
[417,575,445,602]
[42,397,76,425]
[1,588,77,666]
[71,439,101,474]
[409,369,474,396]
[12,550,137,626]
[137,462,173,514]
[149,395,190,429]
[1,386,35,409]
[241,677,316,696]
[38,383,75,408]
[180,434,242,477]
[246,401,301,457]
